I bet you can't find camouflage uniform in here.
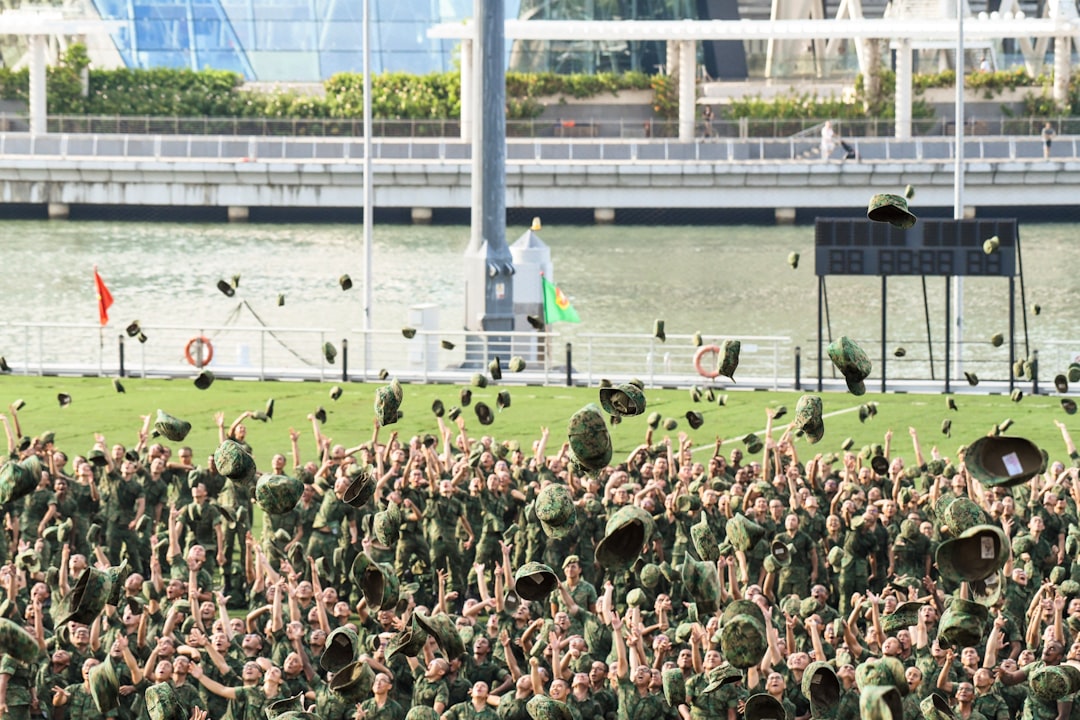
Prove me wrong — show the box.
[616,678,667,720]
[59,683,98,720]
[839,523,876,615]
[411,667,449,710]
[686,673,744,720]
[972,689,1009,720]
[357,696,405,720]
[104,473,146,574]
[0,655,34,720]
[443,700,499,720]
[307,491,350,562]
[424,493,467,593]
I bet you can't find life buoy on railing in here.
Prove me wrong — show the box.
[184,336,214,368]
[694,344,721,379]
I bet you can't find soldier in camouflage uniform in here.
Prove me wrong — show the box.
[307,475,357,565]
[442,681,500,720]
[357,672,405,720]
[424,480,474,595]
[50,659,101,720]
[839,514,877,615]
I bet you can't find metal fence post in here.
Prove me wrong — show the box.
[565,343,572,387]
[118,335,125,377]
[1031,349,1038,395]
[342,338,349,382]
[794,346,801,390]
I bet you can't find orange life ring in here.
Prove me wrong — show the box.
[694,344,721,379]
[184,336,214,367]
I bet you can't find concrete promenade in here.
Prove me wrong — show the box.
[1,133,1079,222]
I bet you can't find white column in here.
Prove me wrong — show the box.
[666,41,678,75]
[895,39,913,140]
[460,38,473,141]
[29,35,47,136]
[678,40,696,143]
[1054,36,1071,109]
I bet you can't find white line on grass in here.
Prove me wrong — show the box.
[690,404,864,455]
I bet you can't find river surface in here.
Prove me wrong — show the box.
[0,220,1077,371]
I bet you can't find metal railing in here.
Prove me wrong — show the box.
[1,130,1076,164]
[0,113,1075,141]
[0,322,796,389]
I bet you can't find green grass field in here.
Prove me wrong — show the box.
[0,375,1073,469]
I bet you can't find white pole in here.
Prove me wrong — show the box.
[953,0,965,376]
[28,35,46,136]
[362,0,374,377]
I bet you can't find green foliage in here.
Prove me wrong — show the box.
[649,74,679,119]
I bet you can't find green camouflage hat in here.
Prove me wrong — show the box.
[626,588,646,607]
[647,411,662,429]
[940,497,988,537]
[794,394,825,443]
[920,693,958,720]
[719,612,767,669]
[744,693,785,720]
[725,513,766,552]
[53,567,111,627]
[854,656,907,696]
[971,570,1006,607]
[527,695,574,720]
[1063,399,1078,415]
[475,402,494,426]
[214,440,256,482]
[406,708,440,720]
[717,339,741,380]
[153,410,191,442]
[497,390,512,410]
[192,369,215,390]
[375,382,402,426]
[964,435,1042,488]
[640,563,661,589]
[936,524,1008,585]
[654,320,666,342]
[514,562,559,601]
[323,342,337,364]
[691,515,720,562]
[0,460,36,505]
[1070,363,1080,383]
[255,474,303,516]
[880,601,924,635]
[145,681,186,720]
[350,554,399,610]
[90,657,120,713]
[343,466,375,509]
[681,557,721,615]
[867,193,917,229]
[329,659,374,702]
[266,693,306,719]
[329,385,343,401]
[1030,665,1072,702]
[321,626,359,672]
[568,404,612,473]
[536,484,576,538]
[599,379,647,417]
[386,616,429,660]
[801,661,840,719]
[488,357,503,381]
[788,252,800,269]
[686,411,704,430]
[470,373,488,389]
[937,596,989,648]
[1060,664,1080,695]
[508,356,526,372]
[662,667,686,707]
[720,598,766,632]
[990,332,1004,347]
[595,505,655,571]
[413,611,466,660]
[702,664,743,694]
[859,685,903,720]
[770,540,794,569]
[827,337,872,396]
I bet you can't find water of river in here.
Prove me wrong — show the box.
[1,219,1077,369]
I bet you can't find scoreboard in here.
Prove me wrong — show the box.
[814,219,1017,277]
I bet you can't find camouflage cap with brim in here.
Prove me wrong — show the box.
[725,513,766,552]
[937,596,989,648]
[595,505,655,571]
[770,540,793,569]
[662,667,686,707]
[406,708,440,720]
[880,601,925,635]
[920,693,958,720]
[970,570,1006,607]
[265,693,306,719]
[1031,665,1072,702]
[329,659,374,702]
[744,693,786,720]
[935,524,1008,585]
[535,484,576,538]
[413,611,466,660]
[964,435,1043,488]
[0,460,36,506]
[514,562,559,602]
[854,656,908,696]
[321,626,359,672]
[640,563,661,589]
[375,383,402,427]
[255,474,304,516]
[867,193,917,229]
[475,402,495,426]
[827,337,872,396]
[686,411,704,430]
[343,466,376,509]
[691,516,720,562]
[214,440,256,482]
[567,404,612,473]
[53,566,111,627]
[717,339,741,381]
[153,409,191,442]
[859,685,904,720]
[526,695,574,720]
[509,356,527,372]
[90,656,119,713]
[719,614,767,669]
[801,661,840,719]
[794,394,825,443]
[681,558,721,615]
[146,681,186,720]
[702,664,743,695]
[386,617,429,660]
[940,496,988,537]
[0,617,43,662]
[599,380,647,417]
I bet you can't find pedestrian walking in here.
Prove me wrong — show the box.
[1042,121,1055,159]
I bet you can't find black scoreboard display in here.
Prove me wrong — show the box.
[814,219,1017,277]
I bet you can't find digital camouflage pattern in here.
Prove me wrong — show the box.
[599,380,646,418]
[329,659,374,702]
[375,383,402,426]
[827,337,872,396]
[595,505,654,570]
[413,611,465,660]
[794,395,825,443]
[940,497,988,536]
[719,613,767,669]
[717,340,741,380]
[214,439,255,481]
[153,409,191,442]
[935,524,1008,585]
[535,484,576,538]
[514,562,558,601]
[938,596,989,648]
[802,662,840,720]
[255,474,303,516]
[964,435,1043,488]
[866,193,917,229]
[567,404,611,472]
[321,626,359,672]
[858,686,903,720]
[725,513,765,552]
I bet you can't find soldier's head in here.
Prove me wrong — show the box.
[473,636,491,656]
[905,666,922,691]
[631,663,651,688]
[373,673,393,696]
[425,658,449,680]
[973,668,994,692]
[1043,639,1065,664]
[155,660,174,682]
[82,657,100,681]
[241,661,263,685]
[590,661,608,685]
[284,652,303,676]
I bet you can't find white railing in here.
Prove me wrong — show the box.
[0,322,796,389]
[0,131,1075,164]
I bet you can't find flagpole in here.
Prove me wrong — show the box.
[95,265,104,375]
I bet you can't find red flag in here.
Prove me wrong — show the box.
[94,267,113,326]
